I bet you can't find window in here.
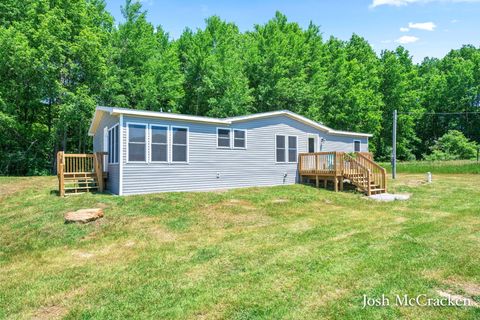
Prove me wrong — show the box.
[217,128,231,148]
[288,136,297,162]
[151,125,168,162]
[354,140,361,152]
[276,135,297,163]
[172,127,188,162]
[233,129,246,149]
[108,125,119,164]
[128,123,147,162]
[276,135,286,162]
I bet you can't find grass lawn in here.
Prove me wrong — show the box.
[0,174,479,319]
[379,160,480,174]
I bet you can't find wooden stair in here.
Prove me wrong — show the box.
[343,153,387,196]
[57,152,107,196]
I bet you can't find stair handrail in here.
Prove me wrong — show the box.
[356,152,387,192]
[343,152,372,193]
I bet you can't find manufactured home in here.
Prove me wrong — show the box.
[57,106,387,196]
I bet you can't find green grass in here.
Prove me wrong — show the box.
[379,160,480,174]
[0,175,479,319]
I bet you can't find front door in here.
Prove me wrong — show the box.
[308,136,316,153]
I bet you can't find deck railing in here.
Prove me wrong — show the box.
[298,152,343,175]
[57,152,106,196]
[355,152,387,193]
[298,151,387,195]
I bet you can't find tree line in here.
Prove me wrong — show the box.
[1,0,479,175]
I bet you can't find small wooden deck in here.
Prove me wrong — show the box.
[57,152,107,196]
[298,151,387,195]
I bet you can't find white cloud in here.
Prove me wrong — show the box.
[371,0,480,8]
[400,27,410,32]
[408,21,436,31]
[395,35,420,44]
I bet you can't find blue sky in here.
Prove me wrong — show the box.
[105,0,480,63]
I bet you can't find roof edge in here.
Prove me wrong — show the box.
[88,106,373,138]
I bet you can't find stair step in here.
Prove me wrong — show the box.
[65,186,99,190]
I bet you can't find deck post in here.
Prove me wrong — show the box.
[340,177,344,191]
[367,169,372,196]
[57,151,65,197]
[334,177,338,192]
[324,179,327,189]
[94,152,104,192]
[315,175,319,188]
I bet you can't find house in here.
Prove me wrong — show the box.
[82,106,383,196]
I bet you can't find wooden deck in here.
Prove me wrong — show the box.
[298,151,387,195]
[57,152,107,196]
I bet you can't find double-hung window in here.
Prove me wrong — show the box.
[276,135,297,163]
[128,123,147,162]
[288,136,297,162]
[151,125,168,162]
[233,129,246,149]
[172,127,188,162]
[217,128,231,148]
[108,125,119,164]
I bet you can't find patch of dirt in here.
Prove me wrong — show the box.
[272,198,289,203]
[222,199,257,210]
[0,178,37,198]
[443,278,480,296]
[436,289,478,307]
[150,227,177,242]
[288,219,315,232]
[203,209,272,228]
[394,216,408,224]
[31,305,68,320]
[331,231,358,241]
[72,251,95,259]
[301,288,349,309]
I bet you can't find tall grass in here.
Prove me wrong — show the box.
[379,160,480,174]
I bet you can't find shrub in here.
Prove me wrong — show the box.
[424,130,478,161]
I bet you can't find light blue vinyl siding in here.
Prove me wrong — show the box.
[92,113,120,194]
[115,114,368,195]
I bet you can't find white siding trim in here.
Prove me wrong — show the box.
[107,124,119,164]
[119,114,124,195]
[126,122,148,163]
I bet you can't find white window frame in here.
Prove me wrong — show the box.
[217,127,232,149]
[275,134,287,164]
[126,122,148,163]
[107,124,119,164]
[287,135,298,163]
[170,126,189,164]
[353,140,361,152]
[233,129,247,149]
[149,124,169,163]
[275,134,298,164]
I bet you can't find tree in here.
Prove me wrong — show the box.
[244,12,312,114]
[178,16,252,117]
[377,47,423,161]
[102,0,184,111]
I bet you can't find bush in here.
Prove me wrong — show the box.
[424,130,478,161]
